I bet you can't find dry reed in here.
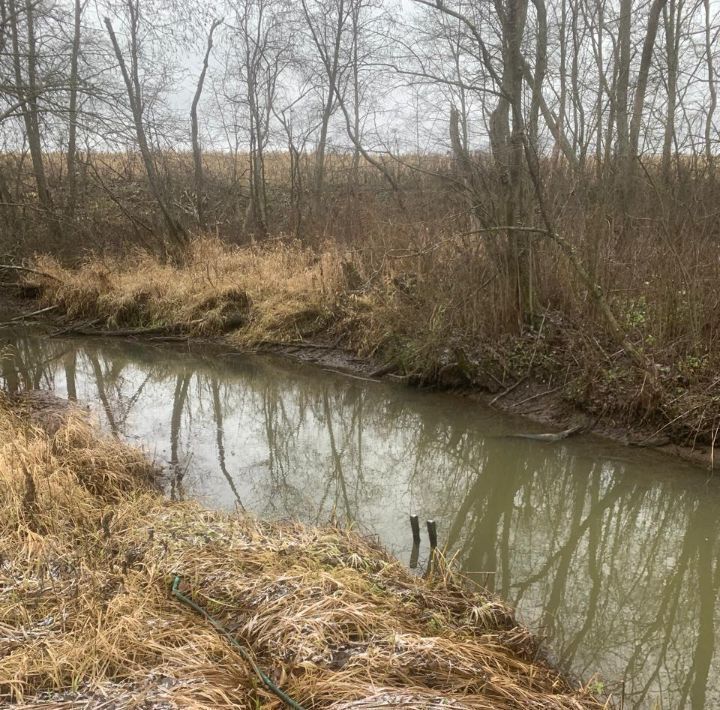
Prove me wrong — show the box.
[0,392,607,708]
[32,238,343,342]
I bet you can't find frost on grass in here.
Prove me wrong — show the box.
[0,393,607,708]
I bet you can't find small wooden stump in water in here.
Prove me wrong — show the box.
[426,520,438,550]
[410,514,421,546]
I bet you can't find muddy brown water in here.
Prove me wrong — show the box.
[2,328,719,708]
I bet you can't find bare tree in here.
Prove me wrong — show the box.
[299,0,349,212]
[703,0,716,173]
[8,0,58,236]
[224,0,293,238]
[191,17,223,227]
[65,0,85,222]
[104,3,188,252]
[662,0,682,181]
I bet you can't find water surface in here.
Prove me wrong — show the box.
[2,329,719,708]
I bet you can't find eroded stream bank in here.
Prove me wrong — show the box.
[7,238,720,464]
[2,327,719,708]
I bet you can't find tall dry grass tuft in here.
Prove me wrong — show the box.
[0,393,607,708]
[33,238,344,341]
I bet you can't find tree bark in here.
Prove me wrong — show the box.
[662,0,680,182]
[615,0,631,163]
[301,0,346,214]
[629,0,668,160]
[65,0,83,222]
[529,0,548,152]
[8,0,61,238]
[703,0,716,173]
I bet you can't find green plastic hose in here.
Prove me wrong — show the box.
[171,575,306,710]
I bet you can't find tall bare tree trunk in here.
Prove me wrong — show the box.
[703,0,716,174]
[9,0,61,238]
[246,72,269,237]
[551,0,567,169]
[592,0,605,179]
[493,0,532,323]
[615,0,631,163]
[529,0,548,152]
[662,0,680,181]
[105,10,188,253]
[301,0,346,214]
[629,0,667,160]
[65,0,83,223]
[349,0,362,188]
[570,0,586,166]
[191,18,222,228]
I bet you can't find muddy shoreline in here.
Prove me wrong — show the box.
[2,290,714,471]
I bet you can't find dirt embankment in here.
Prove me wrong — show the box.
[1,238,718,469]
[0,392,607,708]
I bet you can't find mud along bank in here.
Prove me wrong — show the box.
[1,248,718,471]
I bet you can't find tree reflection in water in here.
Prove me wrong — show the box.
[2,329,719,708]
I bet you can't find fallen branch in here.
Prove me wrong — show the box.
[8,305,59,322]
[51,324,176,338]
[258,339,344,351]
[490,376,527,405]
[511,425,583,442]
[511,383,564,408]
[322,368,382,383]
[0,264,61,282]
[369,361,396,378]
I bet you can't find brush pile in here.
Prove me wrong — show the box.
[0,393,607,708]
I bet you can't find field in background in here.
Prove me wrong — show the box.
[2,149,720,448]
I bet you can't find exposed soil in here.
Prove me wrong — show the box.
[1,291,715,471]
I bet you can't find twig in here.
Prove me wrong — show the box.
[369,361,396,378]
[526,310,548,376]
[321,368,381,383]
[8,305,58,322]
[258,339,345,351]
[51,318,101,337]
[51,324,175,338]
[711,418,719,471]
[490,376,527,405]
[511,384,564,408]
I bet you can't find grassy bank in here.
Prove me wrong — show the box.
[0,392,605,708]
[13,236,720,456]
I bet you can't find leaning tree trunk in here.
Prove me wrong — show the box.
[191,18,222,228]
[105,13,188,255]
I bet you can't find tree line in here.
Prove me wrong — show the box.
[2,0,720,328]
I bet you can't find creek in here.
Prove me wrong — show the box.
[2,328,718,708]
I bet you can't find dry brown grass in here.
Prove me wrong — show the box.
[0,393,608,708]
[32,238,343,341]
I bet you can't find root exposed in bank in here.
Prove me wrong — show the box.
[0,394,606,708]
